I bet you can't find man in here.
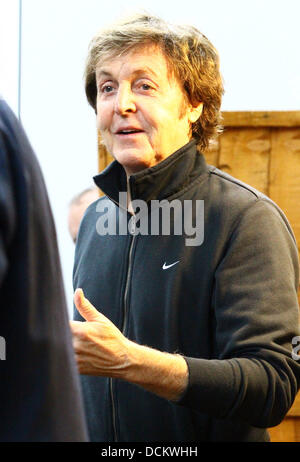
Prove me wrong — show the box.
[0,98,88,441]
[70,14,300,442]
[68,187,99,243]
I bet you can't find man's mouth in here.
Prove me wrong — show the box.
[116,128,144,136]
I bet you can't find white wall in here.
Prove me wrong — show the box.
[0,0,19,115]
[15,0,300,313]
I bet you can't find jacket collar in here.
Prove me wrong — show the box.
[93,139,208,206]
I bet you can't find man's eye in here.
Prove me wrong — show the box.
[101,85,114,93]
[141,84,152,91]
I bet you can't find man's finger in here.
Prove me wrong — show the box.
[74,288,101,322]
[69,319,83,334]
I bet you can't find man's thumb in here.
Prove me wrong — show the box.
[74,288,101,322]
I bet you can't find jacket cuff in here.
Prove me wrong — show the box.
[176,356,241,418]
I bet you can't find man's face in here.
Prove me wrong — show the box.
[95,45,196,176]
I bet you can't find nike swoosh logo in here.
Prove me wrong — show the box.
[162,261,180,270]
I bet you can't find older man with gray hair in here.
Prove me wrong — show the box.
[70,13,300,442]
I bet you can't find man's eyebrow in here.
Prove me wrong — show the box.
[96,67,160,80]
[132,67,160,78]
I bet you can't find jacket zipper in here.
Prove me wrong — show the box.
[122,215,136,335]
[110,213,136,442]
[110,378,117,442]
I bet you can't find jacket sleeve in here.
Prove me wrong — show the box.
[178,198,300,428]
[0,131,16,288]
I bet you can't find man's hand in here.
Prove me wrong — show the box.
[70,288,131,377]
[70,288,189,401]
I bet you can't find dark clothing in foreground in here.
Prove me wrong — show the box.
[0,99,88,441]
[74,139,300,442]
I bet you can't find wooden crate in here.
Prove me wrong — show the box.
[205,112,300,255]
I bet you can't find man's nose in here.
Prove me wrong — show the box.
[114,85,136,115]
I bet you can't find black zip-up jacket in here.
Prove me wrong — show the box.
[73,140,300,442]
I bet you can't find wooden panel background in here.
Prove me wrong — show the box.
[204,112,300,259]
[98,111,300,442]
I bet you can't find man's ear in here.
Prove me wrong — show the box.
[188,102,203,123]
